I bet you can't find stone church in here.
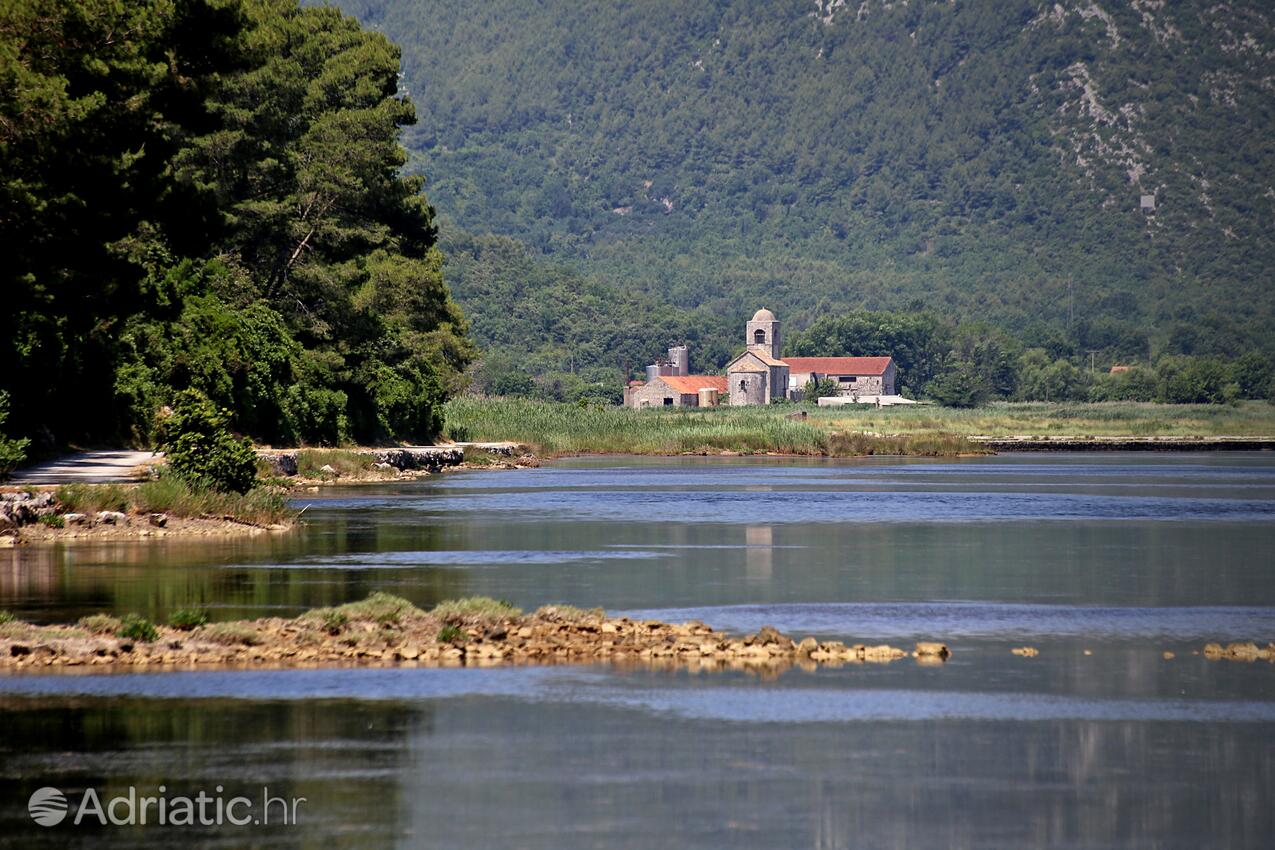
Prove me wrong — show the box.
[725,309,897,405]
[626,308,897,407]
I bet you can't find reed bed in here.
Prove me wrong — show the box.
[443,398,983,457]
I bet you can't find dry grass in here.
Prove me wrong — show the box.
[54,476,293,525]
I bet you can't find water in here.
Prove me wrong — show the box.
[1,453,1273,847]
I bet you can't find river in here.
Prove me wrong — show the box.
[1,454,1273,847]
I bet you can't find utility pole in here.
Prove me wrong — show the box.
[1088,350,1098,375]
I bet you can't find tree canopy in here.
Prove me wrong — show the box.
[1,0,472,449]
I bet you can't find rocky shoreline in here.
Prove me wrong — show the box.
[0,594,949,673]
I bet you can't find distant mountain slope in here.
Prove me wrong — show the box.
[336,0,1275,353]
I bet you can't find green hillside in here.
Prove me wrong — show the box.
[336,0,1274,373]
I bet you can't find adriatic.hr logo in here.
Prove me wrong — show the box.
[25,785,306,827]
[28,787,69,826]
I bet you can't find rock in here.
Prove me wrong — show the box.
[914,642,950,660]
[1011,646,1039,657]
[148,513,168,528]
[259,453,299,476]
[64,513,87,526]
[1162,651,1175,660]
[95,511,128,525]
[318,464,339,477]
[796,637,819,656]
[1226,642,1261,661]
[1203,642,1225,658]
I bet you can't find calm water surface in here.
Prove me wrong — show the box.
[1,453,1273,848]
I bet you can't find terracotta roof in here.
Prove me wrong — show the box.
[783,356,893,376]
[658,375,728,393]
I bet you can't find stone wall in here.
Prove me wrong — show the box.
[629,379,695,408]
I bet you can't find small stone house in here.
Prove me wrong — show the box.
[628,374,728,408]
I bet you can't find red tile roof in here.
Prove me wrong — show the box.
[658,375,729,393]
[782,357,893,376]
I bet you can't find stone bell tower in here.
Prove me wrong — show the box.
[745,308,781,360]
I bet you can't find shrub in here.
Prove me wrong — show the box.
[159,389,258,493]
[78,614,123,635]
[169,607,209,630]
[0,392,29,479]
[0,611,14,625]
[200,622,261,646]
[38,514,65,528]
[116,614,159,643]
[437,624,466,644]
[802,376,839,402]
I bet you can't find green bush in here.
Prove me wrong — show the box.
[169,607,209,630]
[0,392,30,479]
[38,514,65,528]
[320,611,348,635]
[159,389,258,493]
[116,614,159,643]
[0,611,14,625]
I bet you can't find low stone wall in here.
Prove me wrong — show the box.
[258,447,466,477]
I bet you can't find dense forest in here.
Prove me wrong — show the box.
[335,0,1275,400]
[1,0,471,455]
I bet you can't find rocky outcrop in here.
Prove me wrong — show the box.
[0,492,57,529]
[0,604,946,673]
[1203,642,1275,662]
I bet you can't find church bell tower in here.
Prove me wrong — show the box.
[746,308,781,360]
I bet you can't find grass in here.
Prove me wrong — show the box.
[535,604,606,621]
[77,614,123,635]
[437,624,466,644]
[443,397,985,456]
[430,597,522,622]
[301,592,424,630]
[0,611,13,625]
[55,475,293,525]
[445,397,1275,456]
[199,622,261,646]
[295,449,377,478]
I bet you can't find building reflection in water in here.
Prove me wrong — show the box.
[745,525,773,580]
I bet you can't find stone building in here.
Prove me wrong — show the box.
[628,308,898,407]
[627,374,727,408]
[724,309,791,405]
[785,356,896,397]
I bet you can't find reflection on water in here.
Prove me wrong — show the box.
[0,454,1272,848]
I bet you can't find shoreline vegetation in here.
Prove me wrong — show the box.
[442,397,1275,458]
[0,593,944,672]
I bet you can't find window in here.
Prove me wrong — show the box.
[663,397,674,406]
[739,380,747,391]
[753,329,766,344]
[838,375,856,384]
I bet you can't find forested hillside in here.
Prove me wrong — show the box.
[2,0,471,450]
[337,0,1275,383]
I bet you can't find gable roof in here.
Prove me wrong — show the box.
[727,348,786,369]
[657,375,728,394]
[782,356,893,376]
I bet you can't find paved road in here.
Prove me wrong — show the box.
[9,450,161,485]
